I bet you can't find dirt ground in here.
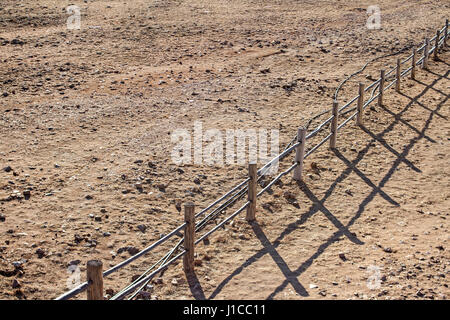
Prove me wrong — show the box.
[0,0,449,300]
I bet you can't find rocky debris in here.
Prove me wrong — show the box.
[23,189,31,199]
[118,246,140,256]
[309,283,318,289]
[137,224,147,233]
[35,248,45,258]
[11,38,25,45]
[0,214,5,222]
[262,202,273,213]
[238,233,249,240]
[3,166,12,173]
[68,260,81,266]
[137,291,152,300]
[194,259,203,267]
[105,288,115,297]
[74,234,85,244]
[12,279,21,289]
[282,80,297,94]
[135,183,143,192]
[283,191,299,208]
[338,253,347,261]
[12,259,26,268]
[318,290,327,296]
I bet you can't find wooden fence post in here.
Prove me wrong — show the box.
[411,46,416,80]
[293,127,306,181]
[423,38,429,69]
[434,30,440,61]
[330,100,338,149]
[86,260,103,300]
[396,58,401,93]
[356,82,364,126]
[246,163,257,222]
[378,69,385,107]
[183,203,195,274]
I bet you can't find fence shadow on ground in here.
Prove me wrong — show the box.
[189,66,449,300]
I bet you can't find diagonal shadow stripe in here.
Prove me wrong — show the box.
[377,103,436,143]
[251,222,309,297]
[359,125,422,173]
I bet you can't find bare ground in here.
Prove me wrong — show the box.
[0,0,449,300]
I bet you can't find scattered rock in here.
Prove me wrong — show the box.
[118,246,140,256]
[137,225,147,233]
[23,190,31,199]
[68,260,81,266]
[3,166,12,173]
[35,248,45,258]
[12,260,26,268]
[338,253,347,261]
[283,191,299,208]
[194,259,203,266]
[105,288,115,296]
[238,233,249,240]
[12,279,21,289]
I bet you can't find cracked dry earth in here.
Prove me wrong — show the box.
[0,0,449,300]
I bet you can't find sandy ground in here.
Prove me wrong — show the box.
[0,0,449,300]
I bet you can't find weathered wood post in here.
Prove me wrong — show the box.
[378,69,385,107]
[356,82,365,126]
[293,127,306,181]
[330,100,338,149]
[183,203,195,274]
[434,30,440,61]
[246,163,257,222]
[396,58,401,93]
[423,38,429,69]
[86,260,103,300]
[411,46,416,80]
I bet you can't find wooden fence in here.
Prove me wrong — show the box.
[55,19,449,300]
